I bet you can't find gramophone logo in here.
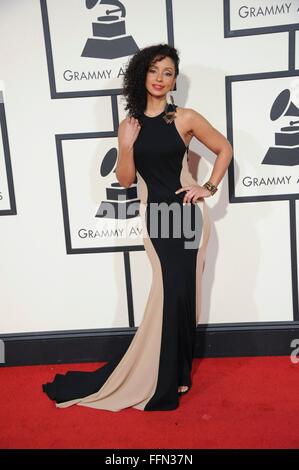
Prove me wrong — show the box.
[226,71,299,202]
[56,134,144,253]
[40,0,173,97]
[82,0,138,59]
[262,89,299,166]
[95,146,140,219]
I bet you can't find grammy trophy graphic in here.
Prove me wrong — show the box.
[263,88,299,166]
[82,0,139,59]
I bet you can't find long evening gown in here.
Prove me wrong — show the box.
[42,106,211,411]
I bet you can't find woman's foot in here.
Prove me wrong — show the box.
[178,385,189,395]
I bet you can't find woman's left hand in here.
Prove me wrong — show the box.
[175,184,211,204]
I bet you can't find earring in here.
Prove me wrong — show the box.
[163,91,176,124]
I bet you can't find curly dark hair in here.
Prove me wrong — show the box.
[122,44,180,119]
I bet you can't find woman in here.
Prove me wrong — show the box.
[43,44,232,411]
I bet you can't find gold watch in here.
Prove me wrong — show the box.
[203,181,218,195]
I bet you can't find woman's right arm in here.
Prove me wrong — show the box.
[116,116,141,188]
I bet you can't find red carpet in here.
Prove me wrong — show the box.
[0,356,298,449]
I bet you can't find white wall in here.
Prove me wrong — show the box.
[0,0,297,333]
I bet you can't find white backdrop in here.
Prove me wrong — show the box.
[0,0,297,333]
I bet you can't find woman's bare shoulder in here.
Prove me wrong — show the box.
[175,107,208,134]
[176,106,204,120]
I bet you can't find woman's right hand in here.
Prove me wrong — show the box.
[118,116,141,149]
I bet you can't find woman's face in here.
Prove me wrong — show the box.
[145,56,176,98]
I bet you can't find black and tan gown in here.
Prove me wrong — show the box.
[42,106,211,411]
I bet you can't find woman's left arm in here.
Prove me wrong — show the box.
[175,108,233,203]
[187,108,233,186]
